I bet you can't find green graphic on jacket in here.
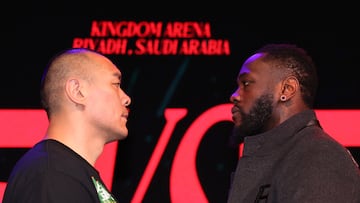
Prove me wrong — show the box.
[92,176,117,203]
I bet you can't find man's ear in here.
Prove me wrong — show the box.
[65,78,86,104]
[280,76,299,101]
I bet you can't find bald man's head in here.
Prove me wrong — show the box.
[40,48,105,117]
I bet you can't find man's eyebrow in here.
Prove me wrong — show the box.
[113,72,122,80]
[237,73,248,81]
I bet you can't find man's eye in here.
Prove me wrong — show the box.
[114,83,121,87]
[242,81,250,87]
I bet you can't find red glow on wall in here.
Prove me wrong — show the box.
[1,106,360,202]
[131,108,188,203]
[170,104,231,203]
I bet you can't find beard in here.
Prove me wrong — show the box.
[229,93,273,147]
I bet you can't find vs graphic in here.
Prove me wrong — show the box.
[1,104,360,202]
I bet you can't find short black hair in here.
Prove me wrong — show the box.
[256,43,318,108]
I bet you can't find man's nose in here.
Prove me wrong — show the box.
[230,89,240,103]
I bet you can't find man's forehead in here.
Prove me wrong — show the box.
[239,53,263,75]
[245,53,263,64]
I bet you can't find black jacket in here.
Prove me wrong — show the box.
[227,110,360,203]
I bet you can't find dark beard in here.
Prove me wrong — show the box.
[228,94,273,148]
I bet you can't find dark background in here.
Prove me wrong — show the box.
[1,12,359,203]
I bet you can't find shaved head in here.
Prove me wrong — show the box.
[40,48,104,117]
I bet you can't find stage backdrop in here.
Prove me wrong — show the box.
[1,16,359,203]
